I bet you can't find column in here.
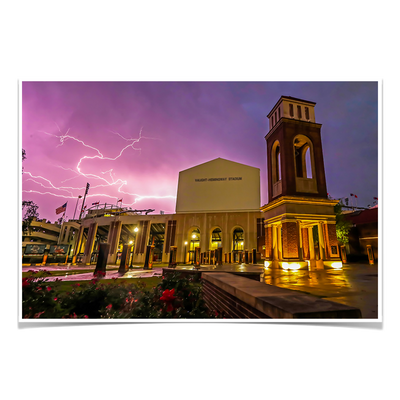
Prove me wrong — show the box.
[82,222,98,264]
[107,220,122,264]
[277,225,282,260]
[308,226,315,268]
[272,225,279,261]
[302,228,310,260]
[72,225,84,264]
[318,222,326,260]
[264,224,273,260]
[298,222,303,260]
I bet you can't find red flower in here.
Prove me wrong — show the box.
[160,288,176,302]
[84,315,88,319]
[106,304,112,310]
[160,289,176,312]
[22,278,30,287]
[46,286,51,292]
[54,297,58,301]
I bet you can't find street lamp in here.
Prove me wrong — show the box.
[184,241,188,264]
[129,227,139,268]
[191,234,196,265]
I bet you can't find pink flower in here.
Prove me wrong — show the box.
[54,297,58,301]
[46,286,51,292]
[84,315,88,319]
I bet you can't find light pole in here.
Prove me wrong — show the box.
[184,241,188,264]
[191,234,196,266]
[73,195,82,220]
[129,226,139,268]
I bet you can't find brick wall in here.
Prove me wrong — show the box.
[265,226,272,259]
[202,279,271,318]
[327,223,339,258]
[282,222,299,258]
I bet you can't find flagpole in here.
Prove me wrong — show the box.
[58,203,67,244]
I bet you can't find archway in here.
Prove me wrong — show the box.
[188,227,200,263]
[232,227,244,263]
[293,135,315,179]
[210,227,222,250]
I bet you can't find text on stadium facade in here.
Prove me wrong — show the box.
[194,177,243,182]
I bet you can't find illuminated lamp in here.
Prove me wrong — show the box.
[281,262,301,270]
[192,234,196,239]
[331,262,343,269]
[134,227,139,233]
[264,261,270,268]
[129,240,133,244]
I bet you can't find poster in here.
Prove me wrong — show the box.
[49,244,70,255]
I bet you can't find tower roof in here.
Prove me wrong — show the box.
[267,96,316,118]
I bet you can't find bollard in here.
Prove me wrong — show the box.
[94,243,110,276]
[169,246,177,268]
[143,245,155,270]
[118,244,131,274]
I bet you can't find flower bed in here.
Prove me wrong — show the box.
[22,270,219,319]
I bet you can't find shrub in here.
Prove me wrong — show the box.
[22,271,218,319]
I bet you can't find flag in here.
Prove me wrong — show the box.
[56,202,67,215]
[118,198,122,203]
[354,194,358,198]
[373,197,378,200]
[78,195,82,199]
[92,202,99,205]
[350,193,354,196]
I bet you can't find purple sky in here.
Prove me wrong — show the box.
[22,81,378,222]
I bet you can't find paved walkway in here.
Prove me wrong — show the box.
[22,265,163,281]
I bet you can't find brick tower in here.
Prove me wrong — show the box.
[261,96,342,270]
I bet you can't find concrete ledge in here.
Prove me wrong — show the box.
[202,272,362,319]
[162,268,261,282]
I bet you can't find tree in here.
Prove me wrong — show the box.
[22,149,26,173]
[22,200,39,233]
[334,201,352,245]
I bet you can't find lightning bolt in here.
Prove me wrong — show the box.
[23,126,176,215]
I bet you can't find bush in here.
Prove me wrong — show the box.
[22,271,218,319]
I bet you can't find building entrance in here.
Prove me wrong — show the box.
[148,223,165,262]
[189,228,200,263]
[233,227,244,262]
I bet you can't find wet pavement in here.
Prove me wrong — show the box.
[22,262,378,319]
[173,262,379,318]
[22,265,163,281]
